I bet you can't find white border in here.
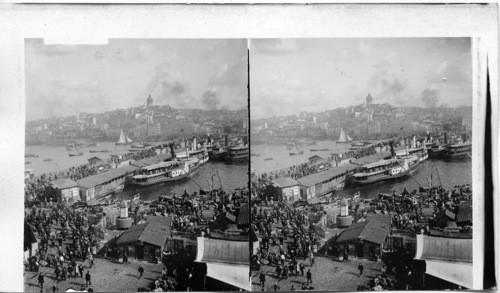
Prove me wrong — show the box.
[0,4,497,291]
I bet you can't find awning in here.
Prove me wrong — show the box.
[414,234,473,288]
[424,260,473,289]
[205,262,250,291]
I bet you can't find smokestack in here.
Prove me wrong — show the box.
[242,135,248,145]
[390,141,396,158]
[193,137,197,150]
[412,135,416,148]
[225,135,228,147]
[427,133,431,143]
[169,143,176,159]
[462,133,467,143]
[444,133,448,144]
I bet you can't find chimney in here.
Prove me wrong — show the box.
[390,141,396,158]
[169,143,176,159]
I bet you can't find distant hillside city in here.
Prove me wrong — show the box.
[251,93,472,144]
[26,95,248,145]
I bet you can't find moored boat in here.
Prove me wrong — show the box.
[209,146,227,161]
[443,142,472,159]
[289,150,304,156]
[310,148,330,152]
[264,157,273,161]
[69,152,83,157]
[347,157,417,186]
[131,160,196,187]
[225,145,249,163]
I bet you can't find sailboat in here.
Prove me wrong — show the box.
[337,128,353,143]
[116,130,133,145]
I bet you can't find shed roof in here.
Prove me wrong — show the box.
[236,205,249,225]
[272,177,300,188]
[297,164,357,187]
[87,156,103,163]
[76,165,138,189]
[116,222,170,247]
[336,219,390,245]
[51,178,79,189]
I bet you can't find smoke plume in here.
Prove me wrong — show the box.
[420,88,440,108]
[202,90,220,110]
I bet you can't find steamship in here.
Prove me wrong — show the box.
[225,145,249,163]
[131,159,199,186]
[348,156,419,186]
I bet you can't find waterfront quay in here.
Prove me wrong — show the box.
[251,138,473,290]
[24,141,251,292]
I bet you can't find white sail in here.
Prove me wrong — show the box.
[338,128,352,142]
[117,130,127,144]
[126,136,133,143]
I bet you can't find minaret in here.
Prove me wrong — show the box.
[146,94,153,108]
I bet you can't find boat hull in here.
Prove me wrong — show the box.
[132,173,190,186]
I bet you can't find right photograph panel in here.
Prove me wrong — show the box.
[250,38,473,291]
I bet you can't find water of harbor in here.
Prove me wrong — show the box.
[251,141,472,199]
[25,143,249,201]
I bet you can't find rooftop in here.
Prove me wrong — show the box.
[116,222,170,247]
[297,164,357,187]
[76,165,138,189]
[336,218,390,245]
[271,177,300,188]
[51,178,79,189]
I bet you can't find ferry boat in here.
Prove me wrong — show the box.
[208,146,227,161]
[443,142,472,159]
[131,160,197,186]
[428,144,446,158]
[90,149,109,153]
[337,128,353,144]
[289,150,304,156]
[176,149,209,165]
[69,152,83,157]
[348,157,418,186]
[395,147,428,162]
[225,145,249,163]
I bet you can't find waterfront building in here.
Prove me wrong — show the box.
[271,177,301,203]
[76,165,137,201]
[308,155,324,165]
[87,156,104,165]
[115,220,171,262]
[335,214,391,260]
[50,178,80,203]
[297,164,357,201]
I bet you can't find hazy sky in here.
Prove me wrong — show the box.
[25,39,248,121]
[250,38,472,119]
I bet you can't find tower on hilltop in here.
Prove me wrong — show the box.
[365,93,373,106]
[146,94,153,108]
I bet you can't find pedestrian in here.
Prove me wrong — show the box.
[259,271,266,288]
[38,273,44,290]
[273,281,280,291]
[358,264,364,277]
[78,264,84,278]
[290,285,296,291]
[85,271,91,287]
[52,282,58,293]
[300,263,305,276]
[54,266,60,280]
[306,269,312,285]
[138,265,144,279]
[343,249,349,262]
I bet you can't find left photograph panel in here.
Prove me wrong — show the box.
[24,38,250,292]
